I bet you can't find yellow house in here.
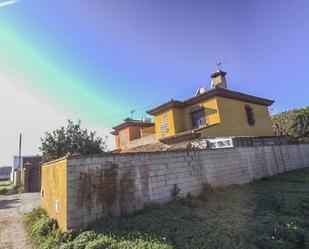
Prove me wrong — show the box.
[147,71,274,141]
[111,118,155,150]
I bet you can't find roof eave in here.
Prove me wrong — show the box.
[112,121,155,133]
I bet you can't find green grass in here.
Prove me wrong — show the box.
[26,168,309,249]
[14,185,24,194]
[0,181,11,195]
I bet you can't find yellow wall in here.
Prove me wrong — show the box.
[202,97,273,137]
[115,127,130,150]
[172,108,186,133]
[154,98,221,139]
[115,126,156,150]
[152,97,273,139]
[115,135,121,149]
[183,98,221,130]
[154,108,177,139]
[41,158,67,230]
[141,126,155,137]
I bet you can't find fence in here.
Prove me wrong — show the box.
[41,143,309,230]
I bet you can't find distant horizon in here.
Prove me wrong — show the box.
[1,0,308,165]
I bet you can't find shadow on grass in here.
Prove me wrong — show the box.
[85,168,309,249]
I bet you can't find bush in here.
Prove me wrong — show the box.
[272,106,309,143]
[73,231,98,249]
[85,235,116,249]
[24,208,47,228]
[30,216,57,237]
[40,120,106,162]
[59,241,74,249]
[108,239,173,249]
[25,208,68,249]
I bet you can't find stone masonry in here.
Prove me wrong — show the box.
[65,144,309,229]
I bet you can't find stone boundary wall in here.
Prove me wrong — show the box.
[232,136,287,147]
[66,144,309,229]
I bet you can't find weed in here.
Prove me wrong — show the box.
[0,181,11,195]
[0,188,7,195]
[171,184,180,200]
[199,181,212,199]
[14,185,24,194]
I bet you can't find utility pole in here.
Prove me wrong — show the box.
[12,133,22,184]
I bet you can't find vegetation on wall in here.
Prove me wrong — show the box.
[272,106,309,143]
[40,120,106,162]
[26,168,309,249]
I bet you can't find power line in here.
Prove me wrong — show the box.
[85,104,156,125]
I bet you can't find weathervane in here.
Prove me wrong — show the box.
[130,110,135,119]
[216,60,226,71]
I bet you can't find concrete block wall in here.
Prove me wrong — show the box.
[66,151,203,228]
[65,143,309,229]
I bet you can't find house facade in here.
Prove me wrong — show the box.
[111,118,156,150]
[11,155,42,192]
[21,155,42,192]
[146,71,274,141]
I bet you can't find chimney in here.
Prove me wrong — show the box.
[211,70,227,89]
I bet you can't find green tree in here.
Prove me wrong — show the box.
[40,120,106,162]
[272,106,309,143]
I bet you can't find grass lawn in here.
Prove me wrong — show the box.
[26,167,309,249]
[0,181,11,195]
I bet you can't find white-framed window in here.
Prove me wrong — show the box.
[203,138,234,149]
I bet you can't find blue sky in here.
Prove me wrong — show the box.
[0,0,308,165]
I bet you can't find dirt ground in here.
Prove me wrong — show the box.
[0,186,40,249]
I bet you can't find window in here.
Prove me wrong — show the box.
[163,113,169,132]
[120,130,127,145]
[245,105,255,126]
[191,109,206,128]
[160,113,169,138]
[55,200,60,213]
